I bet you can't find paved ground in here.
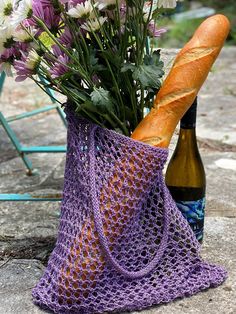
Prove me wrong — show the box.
[0,48,235,313]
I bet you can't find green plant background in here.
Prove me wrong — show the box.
[158,0,236,48]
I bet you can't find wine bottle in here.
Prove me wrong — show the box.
[165,97,206,243]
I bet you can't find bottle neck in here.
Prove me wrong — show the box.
[177,128,198,152]
[180,97,197,129]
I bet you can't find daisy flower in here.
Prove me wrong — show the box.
[0,24,15,54]
[0,60,13,76]
[81,16,107,32]
[97,0,120,10]
[24,49,40,69]
[13,26,36,43]
[157,0,179,9]
[11,0,33,26]
[0,47,16,76]
[14,49,40,81]
[0,0,15,25]
[67,1,96,19]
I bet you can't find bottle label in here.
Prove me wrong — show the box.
[175,197,205,242]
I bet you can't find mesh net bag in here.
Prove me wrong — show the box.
[32,110,227,313]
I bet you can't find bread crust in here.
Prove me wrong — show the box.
[131,14,230,147]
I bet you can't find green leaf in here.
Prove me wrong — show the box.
[65,87,88,102]
[133,64,164,89]
[121,63,136,73]
[90,52,98,66]
[89,50,105,72]
[90,87,114,113]
[121,51,164,89]
[99,50,121,69]
[78,100,100,114]
[132,51,164,89]
[144,50,163,67]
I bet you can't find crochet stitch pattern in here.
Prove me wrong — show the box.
[32,111,227,313]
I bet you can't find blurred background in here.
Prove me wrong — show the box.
[158,0,236,48]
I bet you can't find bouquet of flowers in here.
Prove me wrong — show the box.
[0,0,181,135]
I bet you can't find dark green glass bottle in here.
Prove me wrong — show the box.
[165,97,206,243]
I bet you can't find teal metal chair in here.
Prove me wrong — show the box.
[0,72,66,201]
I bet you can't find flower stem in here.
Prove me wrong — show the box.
[92,31,125,121]
[109,111,129,136]
[31,76,63,104]
[33,16,93,86]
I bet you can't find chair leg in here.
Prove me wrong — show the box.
[0,72,6,95]
[0,111,37,176]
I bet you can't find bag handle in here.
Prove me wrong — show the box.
[89,126,170,279]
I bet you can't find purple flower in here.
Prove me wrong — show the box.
[14,50,41,82]
[148,21,167,38]
[0,42,29,62]
[69,0,86,6]
[50,55,69,78]
[32,1,61,31]
[37,0,54,6]
[35,0,62,9]
[0,48,15,76]
[1,48,16,60]
[58,27,73,48]
[52,44,64,57]
[49,46,70,78]
[92,74,100,85]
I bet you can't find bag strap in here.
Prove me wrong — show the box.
[89,126,170,279]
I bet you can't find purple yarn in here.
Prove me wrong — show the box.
[32,111,227,313]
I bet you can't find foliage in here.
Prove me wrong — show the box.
[157,17,203,48]
[0,0,182,136]
[159,1,236,48]
[198,0,236,10]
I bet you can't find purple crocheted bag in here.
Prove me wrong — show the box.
[32,111,227,313]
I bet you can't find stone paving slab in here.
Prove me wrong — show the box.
[0,201,59,263]
[0,218,235,314]
[0,259,45,314]
[200,151,236,217]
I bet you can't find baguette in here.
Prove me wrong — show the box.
[131,14,230,147]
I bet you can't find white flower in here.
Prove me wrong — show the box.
[0,24,15,53]
[67,1,96,19]
[11,0,32,26]
[81,16,107,32]
[143,0,159,21]
[0,0,14,26]
[97,0,119,10]
[0,61,13,76]
[13,27,36,43]
[25,50,40,70]
[157,0,179,9]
